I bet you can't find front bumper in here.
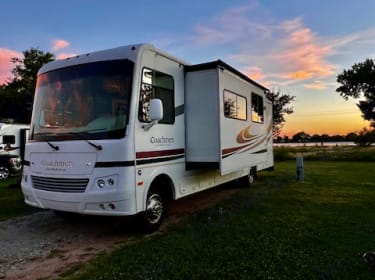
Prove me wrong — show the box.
[21,167,136,216]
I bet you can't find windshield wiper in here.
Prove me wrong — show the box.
[67,132,103,151]
[33,133,59,151]
[35,131,103,151]
[47,141,59,151]
[85,139,102,151]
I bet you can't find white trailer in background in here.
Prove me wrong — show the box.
[21,44,273,231]
[0,124,29,179]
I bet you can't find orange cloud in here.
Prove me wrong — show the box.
[243,66,265,81]
[242,66,271,88]
[288,71,312,80]
[52,39,70,52]
[0,48,21,85]
[189,10,335,88]
[273,27,335,81]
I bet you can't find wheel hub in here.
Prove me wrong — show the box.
[146,194,163,224]
[0,167,10,180]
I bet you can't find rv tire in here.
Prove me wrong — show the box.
[0,166,10,180]
[241,167,257,187]
[138,189,166,233]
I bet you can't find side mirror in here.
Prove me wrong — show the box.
[143,99,163,131]
[149,99,163,121]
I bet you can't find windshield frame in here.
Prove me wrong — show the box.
[30,59,134,142]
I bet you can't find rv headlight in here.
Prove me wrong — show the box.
[94,175,118,191]
[97,179,106,188]
[108,178,114,186]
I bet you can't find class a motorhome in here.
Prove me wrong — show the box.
[21,44,273,231]
[0,124,29,179]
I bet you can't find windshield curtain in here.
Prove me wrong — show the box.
[30,59,134,141]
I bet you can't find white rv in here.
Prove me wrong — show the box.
[21,44,273,231]
[0,124,29,179]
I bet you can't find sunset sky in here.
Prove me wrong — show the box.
[1,0,374,137]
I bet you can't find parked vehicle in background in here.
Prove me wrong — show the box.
[0,124,29,180]
[21,44,273,231]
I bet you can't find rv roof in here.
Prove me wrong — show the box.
[38,44,267,92]
[185,60,268,91]
[39,44,188,75]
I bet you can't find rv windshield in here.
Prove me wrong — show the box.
[30,59,134,141]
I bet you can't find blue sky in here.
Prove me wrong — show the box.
[1,0,375,136]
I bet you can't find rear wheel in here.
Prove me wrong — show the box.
[241,167,257,187]
[0,166,10,180]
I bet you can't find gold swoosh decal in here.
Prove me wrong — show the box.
[224,121,273,159]
[236,125,257,143]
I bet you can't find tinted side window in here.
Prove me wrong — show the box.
[251,93,264,123]
[138,68,175,124]
[223,90,247,121]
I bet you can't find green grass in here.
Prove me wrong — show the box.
[0,177,36,221]
[1,148,374,279]
[274,145,375,161]
[63,161,375,280]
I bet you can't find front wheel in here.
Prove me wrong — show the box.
[138,190,166,233]
[0,166,10,180]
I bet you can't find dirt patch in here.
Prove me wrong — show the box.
[2,185,240,280]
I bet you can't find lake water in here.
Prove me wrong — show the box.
[274,142,356,147]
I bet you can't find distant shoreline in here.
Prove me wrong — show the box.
[273,141,357,147]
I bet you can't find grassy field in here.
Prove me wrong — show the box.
[1,147,374,279]
[274,145,375,161]
[0,177,36,221]
[62,159,375,280]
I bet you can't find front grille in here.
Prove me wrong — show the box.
[31,176,89,193]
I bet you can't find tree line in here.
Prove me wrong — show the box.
[276,128,375,147]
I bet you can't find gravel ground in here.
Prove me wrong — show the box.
[0,185,239,279]
[0,211,86,277]
[0,210,130,279]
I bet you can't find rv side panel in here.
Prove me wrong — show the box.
[185,61,273,175]
[185,69,220,164]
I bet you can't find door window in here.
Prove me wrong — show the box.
[138,68,175,124]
